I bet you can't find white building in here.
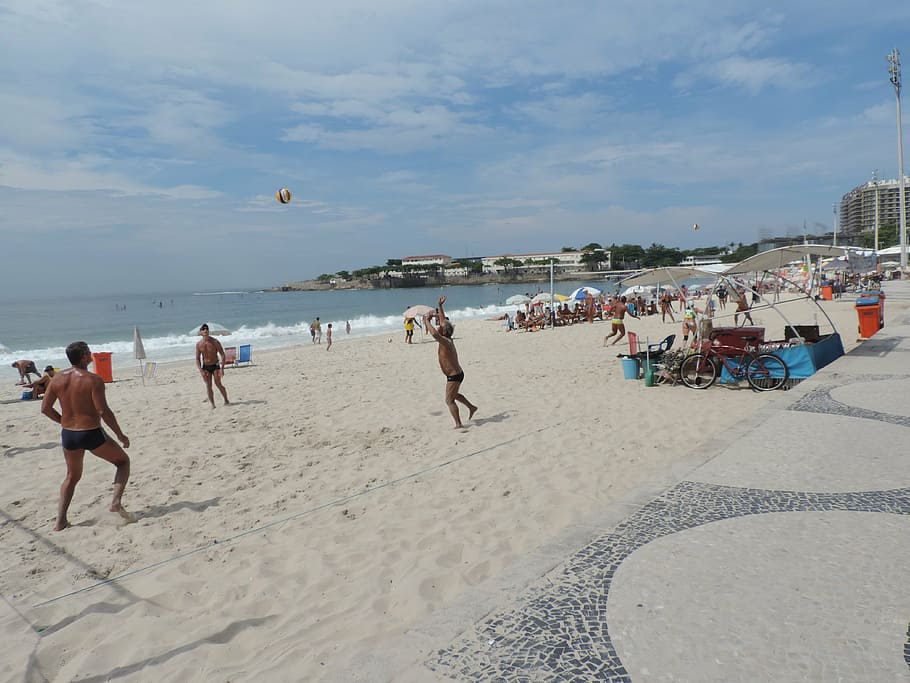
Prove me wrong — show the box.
[678,255,723,267]
[481,250,610,273]
[401,254,452,267]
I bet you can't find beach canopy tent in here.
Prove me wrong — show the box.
[621,285,655,297]
[621,265,722,288]
[722,245,847,275]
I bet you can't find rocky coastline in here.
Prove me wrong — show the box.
[268,270,608,292]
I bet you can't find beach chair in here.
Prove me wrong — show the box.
[236,344,253,366]
[224,346,238,367]
[644,334,675,361]
[143,362,158,380]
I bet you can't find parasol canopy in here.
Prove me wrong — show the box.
[190,322,232,336]
[403,304,435,318]
[567,286,602,300]
[505,294,531,305]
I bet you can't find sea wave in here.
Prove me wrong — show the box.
[0,304,513,371]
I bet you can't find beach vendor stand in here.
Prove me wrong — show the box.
[621,246,857,388]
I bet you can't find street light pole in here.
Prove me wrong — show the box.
[888,48,907,272]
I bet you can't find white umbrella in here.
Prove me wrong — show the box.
[531,292,558,304]
[190,322,232,336]
[133,326,147,385]
[622,285,654,297]
[506,294,531,305]
[568,286,602,300]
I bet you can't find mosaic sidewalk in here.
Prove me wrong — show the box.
[353,282,910,683]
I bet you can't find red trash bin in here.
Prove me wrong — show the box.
[91,352,113,382]
[821,285,833,300]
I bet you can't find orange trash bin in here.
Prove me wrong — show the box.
[821,285,833,300]
[91,352,113,382]
[854,297,881,338]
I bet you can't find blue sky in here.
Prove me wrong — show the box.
[1,1,908,294]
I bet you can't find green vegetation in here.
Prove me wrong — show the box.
[318,240,761,284]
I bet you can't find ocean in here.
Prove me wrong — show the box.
[0,279,613,383]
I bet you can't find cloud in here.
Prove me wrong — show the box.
[674,56,814,94]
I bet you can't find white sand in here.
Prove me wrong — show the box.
[0,296,891,681]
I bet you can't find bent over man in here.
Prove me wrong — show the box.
[41,341,133,530]
[425,296,478,429]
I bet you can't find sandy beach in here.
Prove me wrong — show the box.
[0,295,889,681]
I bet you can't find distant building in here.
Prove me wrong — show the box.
[839,174,910,236]
[481,250,611,274]
[678,255,723,267]
[401,254,452,267]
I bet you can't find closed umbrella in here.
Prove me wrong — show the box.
[133,326,147,385]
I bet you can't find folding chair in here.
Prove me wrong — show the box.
[223,347,238,368]
[236,344,253,367]
[143,362,158,380]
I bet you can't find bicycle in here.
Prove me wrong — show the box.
[679,337,789,391]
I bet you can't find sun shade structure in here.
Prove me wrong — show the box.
[190,322,232,336]
[723,245,848,275]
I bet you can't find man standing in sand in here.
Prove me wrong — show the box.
[603,296,639,346]
[424,296,478,429]
[326,323,333,350]
[40,341,133,531]
[195,323,230,408]
[404,316,416,344]
[12,359,41,385]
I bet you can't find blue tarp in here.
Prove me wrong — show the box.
[719,333,844,383]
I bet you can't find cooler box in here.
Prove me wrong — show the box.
[709,327,765,355]
[621,357,640,380]
[92,352,113,383]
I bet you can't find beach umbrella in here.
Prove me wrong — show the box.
[568,286,602,300]
[531,292,559,304]
[189,322,232,336]
[505,294,531,305]
[621,285,654,297]
[133,326,147,385]
[403,304,435,318]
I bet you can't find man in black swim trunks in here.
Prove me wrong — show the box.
[12,359,41,385]
[40,341,133,531]
[195,323,230,408]
[424,295,478,429]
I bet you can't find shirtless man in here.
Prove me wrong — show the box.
[12,359,41,385]
[425,296,478,429]
[26,365,55,399]
[195,323,229,408]
[40,341,132,530]
[603,296,639,346]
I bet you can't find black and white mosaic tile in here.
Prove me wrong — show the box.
[788,382,910,428]
[427,481,910,682]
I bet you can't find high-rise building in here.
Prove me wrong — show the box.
[839,173,910,235]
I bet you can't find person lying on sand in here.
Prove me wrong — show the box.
[40,341,134,530]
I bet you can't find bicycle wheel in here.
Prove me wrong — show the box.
[680,353,717,389]
[745,353,788,391]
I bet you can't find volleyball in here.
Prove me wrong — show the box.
[693,223,699,231]
[276,188,292,204]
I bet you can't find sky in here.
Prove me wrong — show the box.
[1,1,909,295]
